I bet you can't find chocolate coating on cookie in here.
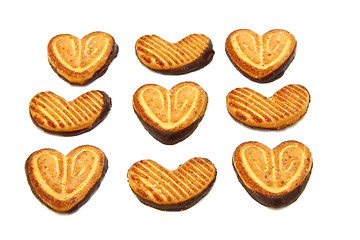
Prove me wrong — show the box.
[134,109,204,145]
[233,160,312,208]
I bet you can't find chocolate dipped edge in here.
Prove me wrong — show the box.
[25,151,108,213]
[226,100,309,130]
[30,91,112,136]
[130,169,217,211]
[232,160,312,208]
[136,39,215,75]
[50,41,119,86]
[225,42,296,83]
[133,108,205,145]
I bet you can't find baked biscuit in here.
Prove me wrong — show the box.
[226,29,296,83]
[226,84,310,129]
[25,145,108,212]
[128,158,216,211]
[232,141,312,208]
[48,31,118,85]
[135,34,214,74]
[29,90,111,136]
[133,81,208,144]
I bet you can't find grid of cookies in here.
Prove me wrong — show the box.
[26,30,312,213]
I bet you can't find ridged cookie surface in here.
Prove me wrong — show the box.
[226,29,296,83]
[232,141,312,208]
[226,84,309,129]
[133,81,208,144]
[29,90,111,136]
[25,145,108,212]
[128,158,216,211]
[48,31,118,85]
[135,34,214,74]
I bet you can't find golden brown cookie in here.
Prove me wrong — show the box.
[225,29,296,83]
[25,145,108,212]
[226,84,310,129]
[135,34,214,74]
[29,90,111,136]
[48,31,118,85]
[128,158,216,211]
[133,81,208,144]
[232,141,312,208]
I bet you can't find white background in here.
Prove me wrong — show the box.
[1,0,359,239]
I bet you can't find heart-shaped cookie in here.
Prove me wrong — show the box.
[25,145,108,212]
[232,141,312,208]
[226,84,310,129]
[29,90,111,136]
[128,158,216,211]
[135,34,214,74]
[225,29,296,83]
[48,31,118,85]
[133,81,208,144]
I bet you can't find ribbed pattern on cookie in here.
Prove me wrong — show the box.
[128,158,216,205]
[136,34,210,70]
[29,90,106,132]
[226,84,309,129]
